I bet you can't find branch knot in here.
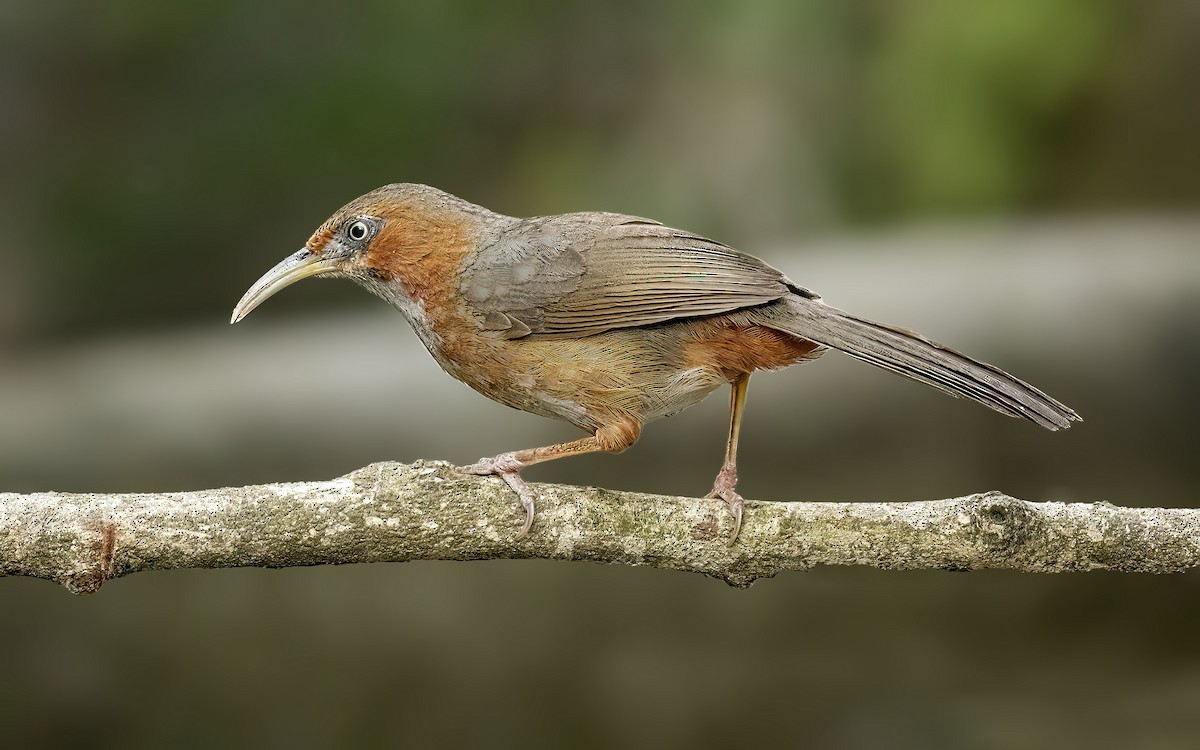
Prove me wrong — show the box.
[969,492,1045,562]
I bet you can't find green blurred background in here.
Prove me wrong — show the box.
[2,1,1198,747]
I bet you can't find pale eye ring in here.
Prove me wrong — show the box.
[347,219,371,242]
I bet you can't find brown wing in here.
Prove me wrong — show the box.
[459,213,801,339]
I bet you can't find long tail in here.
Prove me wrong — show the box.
[763,296,1081,430]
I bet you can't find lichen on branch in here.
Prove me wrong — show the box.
[2,461,1197,593]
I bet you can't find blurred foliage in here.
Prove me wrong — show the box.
[2,3,1199,748]
[845,0,1118,216]
[1,0,1196,348]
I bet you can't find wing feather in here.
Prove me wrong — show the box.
[460,214,790,338]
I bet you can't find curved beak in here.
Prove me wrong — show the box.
[230,249,342,324]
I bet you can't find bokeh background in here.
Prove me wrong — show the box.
[2,1,1198,747]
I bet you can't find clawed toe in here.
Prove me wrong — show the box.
[709,487,745,545]
[459,453,536,537]
[461,451,523,476]
[506,477,536,537]
[708,465,745,544]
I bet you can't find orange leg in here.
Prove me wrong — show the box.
[461,419,641,536]
[706,373,750,543]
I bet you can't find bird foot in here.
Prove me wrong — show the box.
[460,452,536,537]
[706,465,744,545]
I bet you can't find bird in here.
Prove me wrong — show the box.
[231,183,1080,542]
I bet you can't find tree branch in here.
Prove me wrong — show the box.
[2,460,1197,593]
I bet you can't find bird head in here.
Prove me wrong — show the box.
[231,183,481,324]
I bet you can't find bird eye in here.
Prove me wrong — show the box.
[347,219,371,242]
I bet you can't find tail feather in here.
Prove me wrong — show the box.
[765,297,1081,430]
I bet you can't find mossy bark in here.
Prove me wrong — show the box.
[2,460,1197,593]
